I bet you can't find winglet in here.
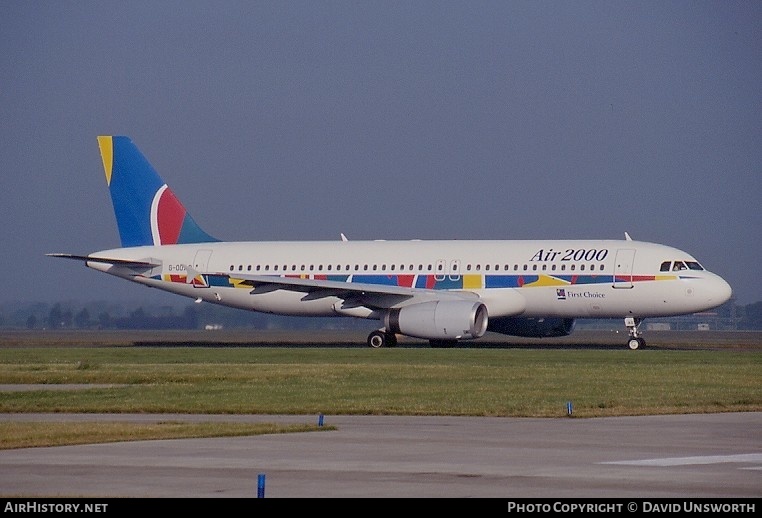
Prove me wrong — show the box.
[624,232,632,241]
[98,136,218,247]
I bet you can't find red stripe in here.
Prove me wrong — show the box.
[156,188,185,245]
[397,275,415,288]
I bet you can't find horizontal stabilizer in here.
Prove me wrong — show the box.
[46,253,159,268]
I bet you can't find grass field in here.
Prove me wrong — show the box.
[1,330,760,449]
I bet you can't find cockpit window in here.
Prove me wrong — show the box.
[662,260,704,272]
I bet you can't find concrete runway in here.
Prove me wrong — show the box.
[0,412,760,498]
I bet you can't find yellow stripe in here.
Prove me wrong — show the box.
[463,275,482,289]
[97,136,113,185]
[229,278,249,288]
[524,275,567,287]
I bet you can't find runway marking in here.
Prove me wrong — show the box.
[601,453,762,466]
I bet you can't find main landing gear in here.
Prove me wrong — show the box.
[367,329,398,348]
[624,317,646,350]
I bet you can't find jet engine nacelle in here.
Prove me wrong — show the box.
[385,300,488,341]
[487,316,575,338]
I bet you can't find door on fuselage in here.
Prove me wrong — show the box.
[191,249,213,288]
[613,249,635,289]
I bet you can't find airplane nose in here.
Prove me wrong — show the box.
[707,274,733,306]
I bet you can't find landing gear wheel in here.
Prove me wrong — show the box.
[367,330,397,348]
[367,330,385,348]
[624,317,645,351]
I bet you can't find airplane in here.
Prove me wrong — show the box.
[48,136,733,350]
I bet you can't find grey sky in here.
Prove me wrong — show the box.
[1,1,760,306]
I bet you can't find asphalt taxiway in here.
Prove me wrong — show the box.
[0,412,759,498]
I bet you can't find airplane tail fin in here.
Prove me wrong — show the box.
[97,136,218,247]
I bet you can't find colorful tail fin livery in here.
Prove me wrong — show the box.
[97,136,218,247]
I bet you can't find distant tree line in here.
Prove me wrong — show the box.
[1,299,761,331]
[1,300,371,332]
[739,301,762,330]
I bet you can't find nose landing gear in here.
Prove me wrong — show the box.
[624,317,646,350]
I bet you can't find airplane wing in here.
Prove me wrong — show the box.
[228,272,481,310]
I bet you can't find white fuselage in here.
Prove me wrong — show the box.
[86,239,732,321]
